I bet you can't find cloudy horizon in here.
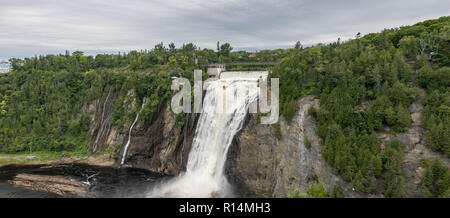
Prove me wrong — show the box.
[0,0,449,59]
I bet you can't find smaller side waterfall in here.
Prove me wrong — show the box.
[93,86,112,152]
[121,99,146,165]
[297,109,307,164]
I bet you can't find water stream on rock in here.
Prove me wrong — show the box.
[121,99,147,165]
[93,86,112,152]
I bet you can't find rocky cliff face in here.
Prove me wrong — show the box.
[377,91,450,197]
[121,100,198,175]
[226,93,450,198]
[85,88,449,198]
[226,95,361,197]
[84,87,197,175]
[84,89,360,197]
[85,86,122,154]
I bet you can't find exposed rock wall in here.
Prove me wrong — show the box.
[85,92,359,197]
[226,96,360,197]
[122,99,198,175]
[84,87,450,198]
[85,87,198,175]
[85,85,123,153]
[377,91,450,197]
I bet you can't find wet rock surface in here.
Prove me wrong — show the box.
[0,163,167,198]
[10,173,93,197]
[86,87,199,175]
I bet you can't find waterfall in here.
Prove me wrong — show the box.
[148,78,259,197]
[93,86,112,152]
[121,99,146,165]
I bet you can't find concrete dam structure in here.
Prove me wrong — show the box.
[220,71,269,79]
[207,65,269,80]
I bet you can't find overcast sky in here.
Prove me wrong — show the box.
[0,0,449,59]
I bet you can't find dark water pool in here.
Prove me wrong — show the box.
[0,163,170,198]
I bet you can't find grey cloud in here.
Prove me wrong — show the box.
[0,0,449,58]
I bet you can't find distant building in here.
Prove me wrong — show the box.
[248,54,256,58]
[0,61,11,74]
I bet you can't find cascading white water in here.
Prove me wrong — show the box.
[121,99,146,165]
[148,78,259,197]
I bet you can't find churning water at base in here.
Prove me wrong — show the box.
[148,78,259,197]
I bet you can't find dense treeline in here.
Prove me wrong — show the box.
[0,44,192,153]
[0,68,173,153]
[9,42,292,73]
[0,41,292,154]
[271,16,449,196]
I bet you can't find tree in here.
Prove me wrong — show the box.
[288,189,305,198]
[307,183,328,198]
[382,139,405,197]
[169,43,176,53]
[295,41,303,49]
[384,172,405,198]
[399,36,419,59]
[395,105,411,132]
[434,25,450,66]
[372,65,381,93]
[72,51,84,57]
[422,159,450,198]
[330,185,344,198]
[220,43,233,57]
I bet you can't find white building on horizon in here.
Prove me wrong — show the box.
[0,62,11,74]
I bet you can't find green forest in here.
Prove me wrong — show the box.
[0,41,294,153]
[0,16,448,197]
[272,16,449,197]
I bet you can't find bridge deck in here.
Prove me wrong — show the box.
[201,61,277,67]
[219,71,269,79]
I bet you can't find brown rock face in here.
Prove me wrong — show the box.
[226,96,359,197]
[122,100,198,175]
[84,86,450,198]
[399,92,450,197]
[9,173,93,198]
[85,87,199,175]
[375,90,450,197]
[85,85,124,153]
